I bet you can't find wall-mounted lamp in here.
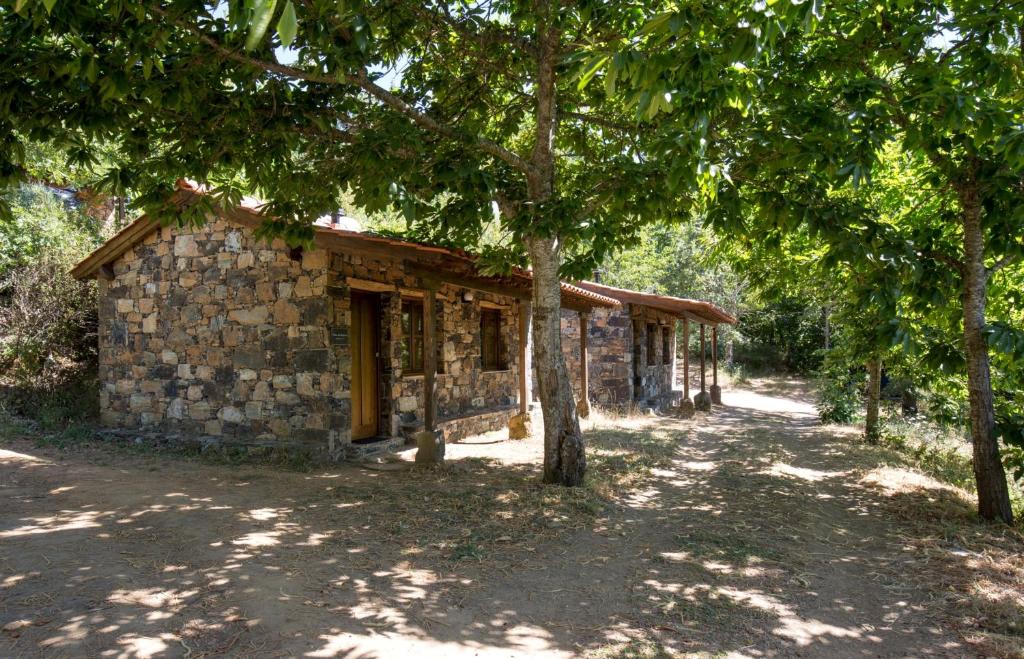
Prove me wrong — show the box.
[462,291,475,303]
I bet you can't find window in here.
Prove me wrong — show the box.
[647,324,657,365]
[481,308,507,371]
[662,326,672,364]
[401,300,424,374]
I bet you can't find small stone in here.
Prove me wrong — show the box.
[228,307,269,326]
[116,298,134,314]
[142,313,157,334]
[173,234,199,257]
[161,350,178,365]
[219,406,244,424]
[167,398,185,420]
[225,230,243,252]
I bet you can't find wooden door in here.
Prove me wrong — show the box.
[350,292,379,440]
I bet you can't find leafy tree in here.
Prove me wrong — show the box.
[631,0,1023,521]
[0,1,774,485]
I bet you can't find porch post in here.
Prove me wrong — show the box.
[578,310,590,418]
[682,318,690,401]
[508,299,533,439]
[710,326,722,404]
[423,287,437,432]
[416,285,444,463]
[694,322,711,411]
[518,301,529,416]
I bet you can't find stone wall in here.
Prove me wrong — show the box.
[98,218,340,457]
[630,305,678,406]
[97,216,523,458]
[559,306,633,408]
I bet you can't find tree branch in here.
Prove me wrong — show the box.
[989,253,1020,274]
[922,249,965,274]
[164,8,532,174]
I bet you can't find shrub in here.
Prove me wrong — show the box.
[0,184,103,424]
[816,360,862,424]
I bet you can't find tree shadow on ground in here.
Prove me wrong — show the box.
[1,383,1022,657]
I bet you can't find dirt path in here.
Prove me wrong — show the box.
[1,380,1020,657]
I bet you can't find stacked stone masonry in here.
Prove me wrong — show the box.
[558,304,677,410]
[98,216,521,460]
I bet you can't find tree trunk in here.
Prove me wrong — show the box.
[865,358,881,443]
[960,185,1014,524]
[528,235,585,486]
[823,305,831,351]
[522,8,584,486]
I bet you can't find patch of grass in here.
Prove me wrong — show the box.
[451,541,485,561]
[585,640,675,659]
[674,527,784,564]
[879,414,1024,525]
[585,420,682,497]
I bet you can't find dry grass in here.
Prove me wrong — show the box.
[859,463,1024,656]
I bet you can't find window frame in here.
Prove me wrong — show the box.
[647,323,657,366]
[662,326,672,365]
[400,298,424,375]
[480,308,507,372]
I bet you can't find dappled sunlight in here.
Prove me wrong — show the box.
[2,378,1020,656]
[0,508,109,538]
[764,462,850,482]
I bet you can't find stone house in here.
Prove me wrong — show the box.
[71,181,619,459]
[557,281,736,413]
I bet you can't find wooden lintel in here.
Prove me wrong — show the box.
[398,287,424,298]
[479,300,510,310]
[407,265,528,300]
[346,277,394,293]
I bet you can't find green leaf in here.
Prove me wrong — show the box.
[577,55,608,92]
[276,0,297,49]
[245,0,278,51]
[42,0,57,14]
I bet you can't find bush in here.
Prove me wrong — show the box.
[0,258,98,419]
[0,183,103,425]
[816,360,862,424]
[734,297,825,374]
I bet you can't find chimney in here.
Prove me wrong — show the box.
[592,268,603,283]
[330,209,340,228]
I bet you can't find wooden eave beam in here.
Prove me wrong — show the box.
[406,264,530,300]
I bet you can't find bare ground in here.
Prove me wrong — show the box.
[1,378,1022,657]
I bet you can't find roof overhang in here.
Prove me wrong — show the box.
[70,181,620,312]
[573,281,736,325]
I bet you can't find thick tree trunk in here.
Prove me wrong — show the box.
[522,7,584,486]
[960,186,1014,524]
[528,235,585,486]
[865,358,881,443]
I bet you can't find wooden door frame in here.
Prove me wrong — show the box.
[351,291,381,440]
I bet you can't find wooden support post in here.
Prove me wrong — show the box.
[700,324,707,393]
[423,287,437,432]
[518,301,529,415]
[508,300,533,439]
[694,323,711,412]
[578,311,590,418]
[416,286,444,463]
[682,318,690,401]
[711,326,722,405]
